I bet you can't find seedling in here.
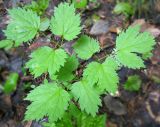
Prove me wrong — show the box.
[24,0,50,15]
[0,2,155,126]
[124,75,142,92]
[3,72,19,94]
[113,2,134,18]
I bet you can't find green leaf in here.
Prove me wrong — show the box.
[25,82,70,122]
[24,0,50,15]
[71,80,101,116]
[113,2,134,17]
[77,113,106,127]
[26,46,68,78]
[4,72,19,94]
[40,18,50,31]
[50,3,81,41]
[55,113,73,127]
[0,40,13,50]
[124,75,141,91]
[73,35,100,60]
[4,8,40,46]
[72,0,87,9]
[43,122,56,127]
[69,102,106,127]
[56,55,79,82]
[115,25,155,69]
[83,57,119,93]
[68,102,82,118]
[89,0,97,2]
[142,52,153,60]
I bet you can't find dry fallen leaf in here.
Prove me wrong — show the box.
[132,19,160,37]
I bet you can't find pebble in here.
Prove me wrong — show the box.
[90,20,109,35]
[104,95,127,115]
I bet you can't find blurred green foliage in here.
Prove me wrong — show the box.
[72,0,88,9]
[0,40,13,50]
[43,103,106,127]
[4,72,19,94]
[114,0,156,18]
[24,0,50,15]
[113,2,134,18]
[124,75,142,92]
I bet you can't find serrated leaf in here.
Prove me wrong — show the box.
[83,57,119,93]
[55,113,73,127]
[71,80,101,116]
[4,8,40,46]
[68,103,106,127]
[43,122,56,127]
[25,82,70,122]
[115,25,155,69]
[0,40,13,49]
[26,46,67,78]
[50,3,81,41]
[142,52,153,60]
[73,35,100,60]
[56,55,79,82]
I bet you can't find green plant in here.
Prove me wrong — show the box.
[24,0,50,15]
[113,2,134,18]
[3,8,40,47]
[72,0,88,9]
[70,0,98,9]
[0,40,13,50]
[0,2,155,126]
[115,0,156,18]
[124,75,142,92]
[1,72,19,94]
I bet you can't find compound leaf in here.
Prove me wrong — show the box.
[73,35,100,60]
[50,3,81,41]
[83,57,119,93]
[25,82,70,122]
[26,46,68,78]
[71,80,101,116]
[4,8,40,46]
[115,25,155,69]
[56,55,79,82]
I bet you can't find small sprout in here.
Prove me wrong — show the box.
[24,0,50,15]
[124,75,141,92]
[72,0,88,9]
[4,72,19,94]
[0,1,155,126]
[113,2,134,18]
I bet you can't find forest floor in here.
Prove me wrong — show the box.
[0,0,160,127]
